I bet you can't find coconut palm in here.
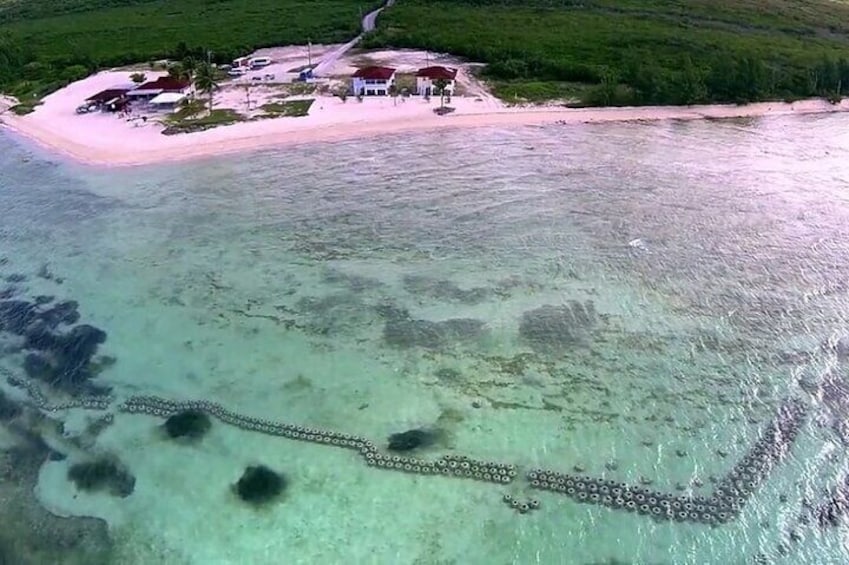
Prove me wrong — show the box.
[181,56,197,80]
[167,63,183,80]
[433,78,449,108]
[193,61,219,113]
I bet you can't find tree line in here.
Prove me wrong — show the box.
[487,52,849,106]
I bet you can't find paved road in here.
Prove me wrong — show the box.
[363,0,394,32]
[313,0,394,77]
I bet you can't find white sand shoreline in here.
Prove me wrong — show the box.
[2,69,848,168]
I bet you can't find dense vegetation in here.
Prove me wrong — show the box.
[0,0,376,105]
[365,0,849,105]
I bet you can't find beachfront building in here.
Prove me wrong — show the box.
[415,66,457,97]
[126,77,192,102]
[351,66,396,96]
[83,87,132,112]
[148,92,188,110]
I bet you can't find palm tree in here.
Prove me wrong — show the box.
[168,58,196,82]
[181,56,197,80]
[433,78,449,108]
[193,61,219,113]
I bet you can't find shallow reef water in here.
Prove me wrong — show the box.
[1,114,849,564]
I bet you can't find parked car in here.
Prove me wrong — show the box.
[249,57,271,68]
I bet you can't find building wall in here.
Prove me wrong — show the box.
[352,75,396,96]
[416,77,455,96]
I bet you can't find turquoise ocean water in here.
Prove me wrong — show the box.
[1,114,849,564]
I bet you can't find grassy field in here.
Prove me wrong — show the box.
[365,0,849,105]
[0,0,377,102]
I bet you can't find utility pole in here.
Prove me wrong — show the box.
[308,40,312,68]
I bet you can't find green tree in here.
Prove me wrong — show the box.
[388,83,398,106]
[60,64,89,83]
[588,68,619,106]
[739,57,769,101]
[676,56,707,105]
[174,41,190,61]
[168,58,196,82]
[130,72,146,84]
[181,56,197,80]
[623,57,665,105]
[840,58,849,88]
[813,56,842,101]
[193,61,219,113]
[433,78,449,108]
[706,56,737,101]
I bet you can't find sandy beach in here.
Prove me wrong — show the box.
[2,66,848,168]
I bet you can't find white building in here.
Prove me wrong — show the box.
[149,92,188,110]
[352,66,397,96]
[126,77,192,101]
[416,66,458,97]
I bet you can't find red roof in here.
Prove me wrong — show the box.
[86,88,129,102]
[352,66,396,80]
[134,77,191,92]
[416,66,457,80]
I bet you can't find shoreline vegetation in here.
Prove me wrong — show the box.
[3,0,849,109]
[364,0,849,106]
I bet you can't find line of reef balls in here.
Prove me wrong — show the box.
[4,372,111,411]
[119,395,518,484]
[525,398,807,525]
[5,372,807,523]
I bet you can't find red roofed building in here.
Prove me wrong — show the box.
[416,66,457,97]
[352,66,396,96]
[85,88,130,104]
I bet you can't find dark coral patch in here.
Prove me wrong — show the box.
[67,457,135,498]
[234,465,286,505]
[164,410,212,441]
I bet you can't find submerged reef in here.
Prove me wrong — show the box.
[163,409,212,441]
[234,465,286,505]
[67,457,136,498]
[799,371,849,444]
[379,304,487,349]
[0,436,112,563]
[402,274,490,305]
[322,268,385,293]
[518,301,597,351]
[807,473,849,529]
[387,428,441,452]
[0,292,112,396]
[295,292,372,336]
[0,390,22,422]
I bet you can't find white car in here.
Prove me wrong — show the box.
[249,57,271,68]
